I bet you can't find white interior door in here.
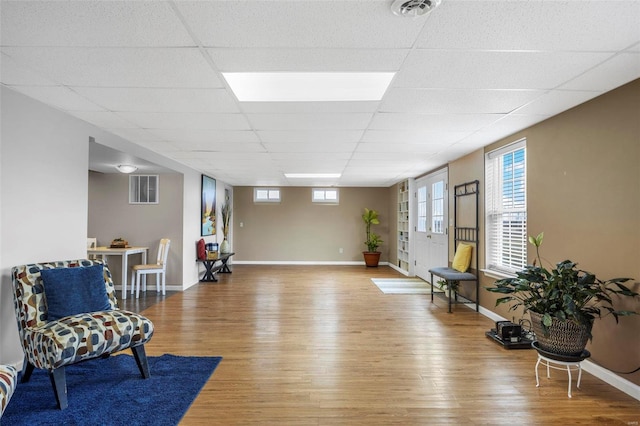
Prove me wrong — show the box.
[414,169,448,282]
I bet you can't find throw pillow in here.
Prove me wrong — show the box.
[452,243,473,272]
[197,238,206,260]
[41,264,111,321]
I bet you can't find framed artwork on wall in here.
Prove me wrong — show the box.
[201,175,216,236]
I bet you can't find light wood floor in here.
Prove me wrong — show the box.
[141,265,640,425]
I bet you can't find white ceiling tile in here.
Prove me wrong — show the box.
[172,143,266,154]
[150,129,260,145]
[208,48,408,72]
[514,90,602,116]
[355,143,440,154]
[464,114,552,145]
[126,140,182,154]
[5,85,106,112]
[177,1,426,48]
[115,112,251,130]
[370,113,503,132]
[264,142,358,153]
[248,113,373,130]
[418,1,640,52]
[258,130,364,144]
[0,1,193,47]
[74,88,239,113]
[271,152,350,161]
[69,111,138,129]
[240,101,379,114]
[381,88,544,114]
[277,159,347,173]
[395,50,612,90]
[558,53,640,92]
[0,53,55,85]
[1,47,222,88]
[361,130,471,145]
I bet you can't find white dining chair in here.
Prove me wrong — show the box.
[130,238,171,299]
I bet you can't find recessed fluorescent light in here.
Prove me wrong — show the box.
[222,72,395,102]
[285,173,341,178]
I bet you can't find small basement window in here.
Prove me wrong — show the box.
[129,175,159,204]
[254,188,281,203]
[312,188,339,204]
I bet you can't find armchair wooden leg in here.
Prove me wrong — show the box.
[21,358,35,383]
[49,367,68,410]
[131,345,150,379]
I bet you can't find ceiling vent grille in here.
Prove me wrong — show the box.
[391,0,442,17]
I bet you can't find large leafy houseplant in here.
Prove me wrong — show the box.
[486,233,637,353]
[362,208,382,252]
[362,208,383,267]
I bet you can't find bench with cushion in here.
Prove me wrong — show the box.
[429,243,478,313]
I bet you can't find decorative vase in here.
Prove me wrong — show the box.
[220,238,230,254]
[529,311,591,357]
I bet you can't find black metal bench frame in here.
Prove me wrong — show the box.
[429,180,479,313]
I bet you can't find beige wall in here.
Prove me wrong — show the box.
[446,79,640,385]
[232,186,390,262]
[88,172,184,287]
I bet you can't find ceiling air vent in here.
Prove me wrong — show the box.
[391,0,442,17]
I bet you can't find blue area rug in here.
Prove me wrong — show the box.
[2,353,222,425]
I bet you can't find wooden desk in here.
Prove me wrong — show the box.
[197,252,234,282]
[88,246,148,299]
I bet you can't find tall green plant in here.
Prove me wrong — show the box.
[362,208,382,252]
[486,232,638,338]
[221,202,232,239]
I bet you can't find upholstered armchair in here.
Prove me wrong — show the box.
[0,364,18,418]
[11,259,154,409]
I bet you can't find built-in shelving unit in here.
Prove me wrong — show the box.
[397,179,411,273]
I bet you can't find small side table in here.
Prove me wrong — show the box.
[197,252,235,282]
[533,342,590,398]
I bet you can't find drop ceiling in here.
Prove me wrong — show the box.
[1,0,639,187]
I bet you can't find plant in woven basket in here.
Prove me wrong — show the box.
[485,233,638,353]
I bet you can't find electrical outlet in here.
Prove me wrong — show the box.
[339,248,343,253]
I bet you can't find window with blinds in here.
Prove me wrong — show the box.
[129,175,159,204]
[485,139,527,275]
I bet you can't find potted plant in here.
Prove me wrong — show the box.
[362,208,383,267]
[485,232,638,356]
[220,202,232,253]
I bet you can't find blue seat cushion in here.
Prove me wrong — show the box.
[41,264,111,321]
[429,267,477,281]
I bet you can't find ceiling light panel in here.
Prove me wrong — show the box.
[223,72,394,102]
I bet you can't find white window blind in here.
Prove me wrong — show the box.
[485,139,527,274]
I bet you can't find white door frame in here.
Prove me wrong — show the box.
[413,168,449,282]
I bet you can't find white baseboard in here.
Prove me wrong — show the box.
[581,360,640,400]
[233,260,389,266]
[388,263,411,276]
